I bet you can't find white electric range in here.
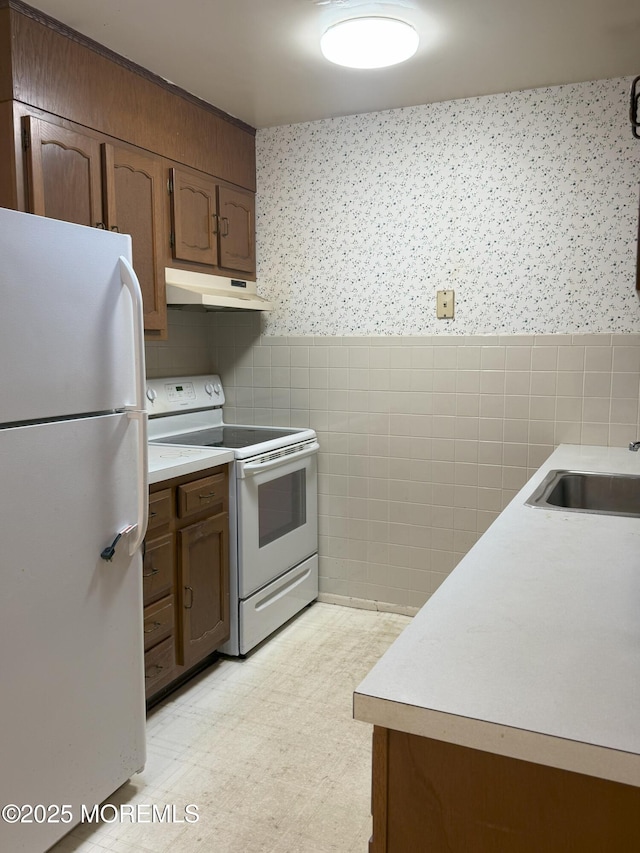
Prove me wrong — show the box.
[146,375,319,656]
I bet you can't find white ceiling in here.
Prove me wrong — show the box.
[23,0,640,128]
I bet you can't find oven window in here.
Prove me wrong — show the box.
[258,469,306,548]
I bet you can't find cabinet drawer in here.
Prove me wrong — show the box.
[143,533,173,604]
[143,595,174,651]
[144,637,174,693]
[148,488,172,531]
[177,471,228,519]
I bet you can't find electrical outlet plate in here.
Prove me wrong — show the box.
[437,289,455,319]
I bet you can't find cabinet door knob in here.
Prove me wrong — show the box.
[145,664,164,679]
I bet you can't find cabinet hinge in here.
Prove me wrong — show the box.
[21,127,30,150]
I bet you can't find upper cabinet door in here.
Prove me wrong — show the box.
[23,116,103,228]
[102,144,167,333]
[218,185,255,274]
[169,166,256,277]
[169,167,218,267]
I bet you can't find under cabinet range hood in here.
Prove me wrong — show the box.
[165,268,272,311]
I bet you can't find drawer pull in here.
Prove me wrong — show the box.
[144,621,162,634]
[143,567,159,578]
[199,491,218,500]
[145,664,164,679]
[149,510,157,518]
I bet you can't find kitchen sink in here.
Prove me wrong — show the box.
[525,469,640,518]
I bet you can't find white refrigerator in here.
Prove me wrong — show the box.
[0,208,148,852]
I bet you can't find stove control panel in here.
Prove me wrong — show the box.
[166,381,196,403]
[145,374,225,416]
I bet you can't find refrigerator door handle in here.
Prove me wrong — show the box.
[118,256,149,555]
[100,525,135,562]
[127,409,148,554]
[118,256,146,412]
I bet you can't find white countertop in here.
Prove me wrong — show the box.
[354,444,640,786]
[148,443,234,484]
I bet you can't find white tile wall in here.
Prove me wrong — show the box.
[208,317,640,609]
[145,310,212,378]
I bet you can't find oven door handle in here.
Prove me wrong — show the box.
[239,441,320,477]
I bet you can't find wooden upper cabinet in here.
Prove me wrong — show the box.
[23,116,103,227]
[5,4,256,191]
[170,167,219,267]
[169,165,256,277]
[2,2,257,338]
[22,117,168,334]
[102,144,167,332]
[218,185,255,273]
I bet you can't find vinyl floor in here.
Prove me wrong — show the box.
[49,602,411,853]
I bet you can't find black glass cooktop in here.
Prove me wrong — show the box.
[155,426,296,450]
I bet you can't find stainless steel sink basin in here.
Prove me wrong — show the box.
[525,469,640,518]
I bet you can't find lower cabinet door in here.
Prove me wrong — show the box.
[178,514,229,667]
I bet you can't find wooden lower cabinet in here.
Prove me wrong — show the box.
[144,637,176,696]
[370,726,640,853]
[143,466,230,703]
[143,595,174,651]
[178,514,229,668]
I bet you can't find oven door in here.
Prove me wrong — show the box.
[236,441,318,599]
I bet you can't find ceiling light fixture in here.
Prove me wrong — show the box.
[320,16,419,69]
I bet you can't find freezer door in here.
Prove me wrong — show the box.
[0,414,146,853]
[0,208,138,423]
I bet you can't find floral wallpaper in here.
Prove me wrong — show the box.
[256,78,640,336]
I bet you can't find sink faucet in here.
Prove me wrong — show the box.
[629,441,640,451]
